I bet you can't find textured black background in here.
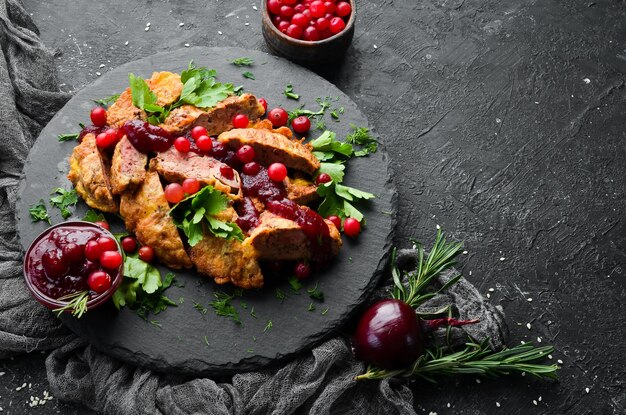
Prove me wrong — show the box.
[0,0,624,414]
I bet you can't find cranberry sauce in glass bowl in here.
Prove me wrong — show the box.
[23,221,123,313]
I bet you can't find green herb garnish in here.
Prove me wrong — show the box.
[275,288,287,302]
[53,291,89,318]
[92,93,121,107]
[307,283,324,302]
[82,209,105,223]
[49,188,78,219]
[321,307,329,315]
[263,320,273,332]
[346,124,378,156]
[307,303,316,312]
[208,290,242,324]
[29,200,50,224]
[288,276,303,292]
[231,57,254,66]
[169,185,244,246]
[242,71,255,80]
[250,306,257,318]
[284,84,299,100]
[193,301,208,315]
[58,133,79,142]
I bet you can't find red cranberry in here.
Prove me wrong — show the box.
[324,1,336,14]
[42,250,68,279]
[94,221,109,230]
[343,217,361,237]
[303,26,321,41]
[327,215,342,229]
[258,98,268,113]
[268,108,288,127]
[233,114,249,129]
[121,236,137,253]
[294,3,305,12]
[97,236,117,252]
[236,145,256,163]
[164,183,185,204]
[310,0,326,17]
[329,17,345,34]
[278,20,290,32]
[174,137,191,153]
[220,165,235,180]
[196,135,213,152]
[267,163,288,182]
[292,13,308,28]
[138,246,155,263]
[292,116,311,133]
[182,178,200,195]
[88,271,112,294]
[191,126,208,140]
[90,107,107,127]
[294,262,312,280]
[286,23,303,39]
[100,250,123,269]
[85,240,103,261]
[243,162,261,176]
[315,173,332,184]
[211,142,227,158]
[316,17,329,31]
[280,5,295,19]
[336,1,351,17]
[267,0,282,14]
[62,243,84,264]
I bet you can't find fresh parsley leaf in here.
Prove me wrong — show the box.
[284,84,300,100]
[307,283,324,302]
[233,85,244,96]
[346,124,378,157]
[318,162,345,183]
[92,93,121,107]
[129,73,158,110]
[310,130,354,161]
[49,188,78,219]
[231,57,254,67]
[82,209,105,223]
[242,71,255,80]
[181,61,217,83]
[123,255,163,294]
[288,97,331,122]
[29,200,50,224]
[208,290,242,324]
[58,133,79,142]
[288,276,303,292]
[170,185,244,246]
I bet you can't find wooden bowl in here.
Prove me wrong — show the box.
[261,0,356,65]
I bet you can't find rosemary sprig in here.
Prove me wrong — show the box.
[356,340,559,381]
[53,291,89,318]
[391,228,463,308]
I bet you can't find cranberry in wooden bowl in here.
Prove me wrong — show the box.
[262,0,356,65]
[23,221,123,317]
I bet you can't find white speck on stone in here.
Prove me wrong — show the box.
[99,64,105,68]
[521,371,526,376]
[28,383,32,388]
[521,340,526,344]
[548,354,553,359]
[436,224,441,230]
[496,118,502,123]
[476,378,481,384]
[447,403,450,408]
[463,250,468,255]
[585,387,590,393]
[500,257,505,261]
[125,41,129,45]
[245,22,250,26]
[534,101,539,104]
[145,26,150,32]
[526,323,531,330]
[179,22,184,26]
[22,383,27,388]
[533,400,537,406]
[428,412,437,415]
[373,44,378,49]
[558,359,564,364]
[96,72,101,76]
[0,372,4,376]
[469,270,472,276]
[253,5,258,10]
[583,78,591,84]
[537,337,542,343]
[496,402,501,407]
[218,31,223,35]
[184,43,190,47]
[489,288,495,292]
[146,22,151,27]
[527,298,533,302]
[486,293,491,298]
[538,396,542,402]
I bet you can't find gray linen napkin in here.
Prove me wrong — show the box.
[0,1,508,413]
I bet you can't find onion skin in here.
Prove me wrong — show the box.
[352,299,424,369]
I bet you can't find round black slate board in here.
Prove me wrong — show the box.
[15,47,396,376]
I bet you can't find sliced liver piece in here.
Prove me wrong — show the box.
[286,175,319,205]
[110,135,147,195]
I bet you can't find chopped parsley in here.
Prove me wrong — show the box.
[231,57,254,66]
[307,282,324,302]
[204,335,210,346]
[242,71,255,80]
[288,97,332,129]
[346,124,378,157]
[233,85,244,96]
[170,185,244,246]
[208,290,242,324]
[308,303,316,312]
[29,200,50,224]
[321,307,329,315]
[288,276,303,292]
[275,288,287,302]
[263,320,273,332]
[284,84,300,100]
[58,133,79,142]
[82,209,105,223]
[49,188,78,219]
[330,107,344,120]
[92,93,120,107]
[250,306,257,318]
[193,301,208,315]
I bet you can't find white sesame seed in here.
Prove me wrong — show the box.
[436,224,441,229]
[253,5,258,10]
[486,293,491,298]
[22,383,27,388]
[184,43,190,47]
[179,22,184,26]
[245,22,250,26]
[526,323,531,330]
[538,396,542,402]
[520,340,525,344]
[585,387,590,393]
[583,78,591,84]
[469,271,472,275]
[16,387,21,391]
[373,44,378,49]
[218,31,223,35]
[447,403,450,408]
[548,354,553,359]
[533,400,537,406]
[462,250,468,255]
[496,402,500,407]
[500,257,505,261]
[557,359,563,364]
[476,378,481,384]
[125,41,129,45]
[488,288,494,292]
[146,22,151,27]
[527,298,533,302]
[28,383,32,388]
[96,72,101,76]
[99,64,105,68]
[537,337,542,343]
[521,372,526,376]
[145,27,150,32]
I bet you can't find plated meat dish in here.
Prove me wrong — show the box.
[67,69,344,289]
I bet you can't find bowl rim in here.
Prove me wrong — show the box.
[262,0,356,46]
[23,220,124,311]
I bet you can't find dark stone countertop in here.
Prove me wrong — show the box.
[1,0,624,413]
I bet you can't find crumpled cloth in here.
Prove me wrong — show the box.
[0,1,508,413]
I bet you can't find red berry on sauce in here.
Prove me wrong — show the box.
[211,141,227,158]
[233,114,249,129]
[336,1,351,17]
[236,145,256,163]
[243,161,261,176]
[286,23,303,39]
[343,217,361,237]
[327,215,342,230]
[292,13,308,28]
[292,116,311,133]
[121,236,137,253]
[220,164,235,180]
[62,243,84,263]
[42,250,68,278]
[100,250,123,269]
[303,26,321,41]
[316,17,329,31]
[310,0,326,17]
[182,178,201,195]
[191,126,208,140]
[97,236,117,252]
[85,240,103,261]
[138,246,155,263]
[258,98,268,113]
[174,136,191,153]
[268,107,289,127]
[267,162,288,182]
[329,16,345,34]
[94,221,109,231]
[90,107,107,127]
[280,5,295,19]
[294,262,312,280]
[315,173,332,184]
[324,1,336,15]
[195,135,213,152]
[88,271,112,294]
[164,183,185,204]
[267,0,281,15]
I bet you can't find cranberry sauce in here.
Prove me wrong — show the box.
[78,125,107,142]
[26,225,113,299]
[122,120,174,153]
[240,167,334,263]
[237,197,260,232]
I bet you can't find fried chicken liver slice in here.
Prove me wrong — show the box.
[247,211,342,260]
[67,133,118,213]
[160,94,265,136]
[218,128,320,174]
[150,147,242,197]
[285,175,319,205]
[120,171,192,269]
[189,236,263,289]
[110,136,147,195]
